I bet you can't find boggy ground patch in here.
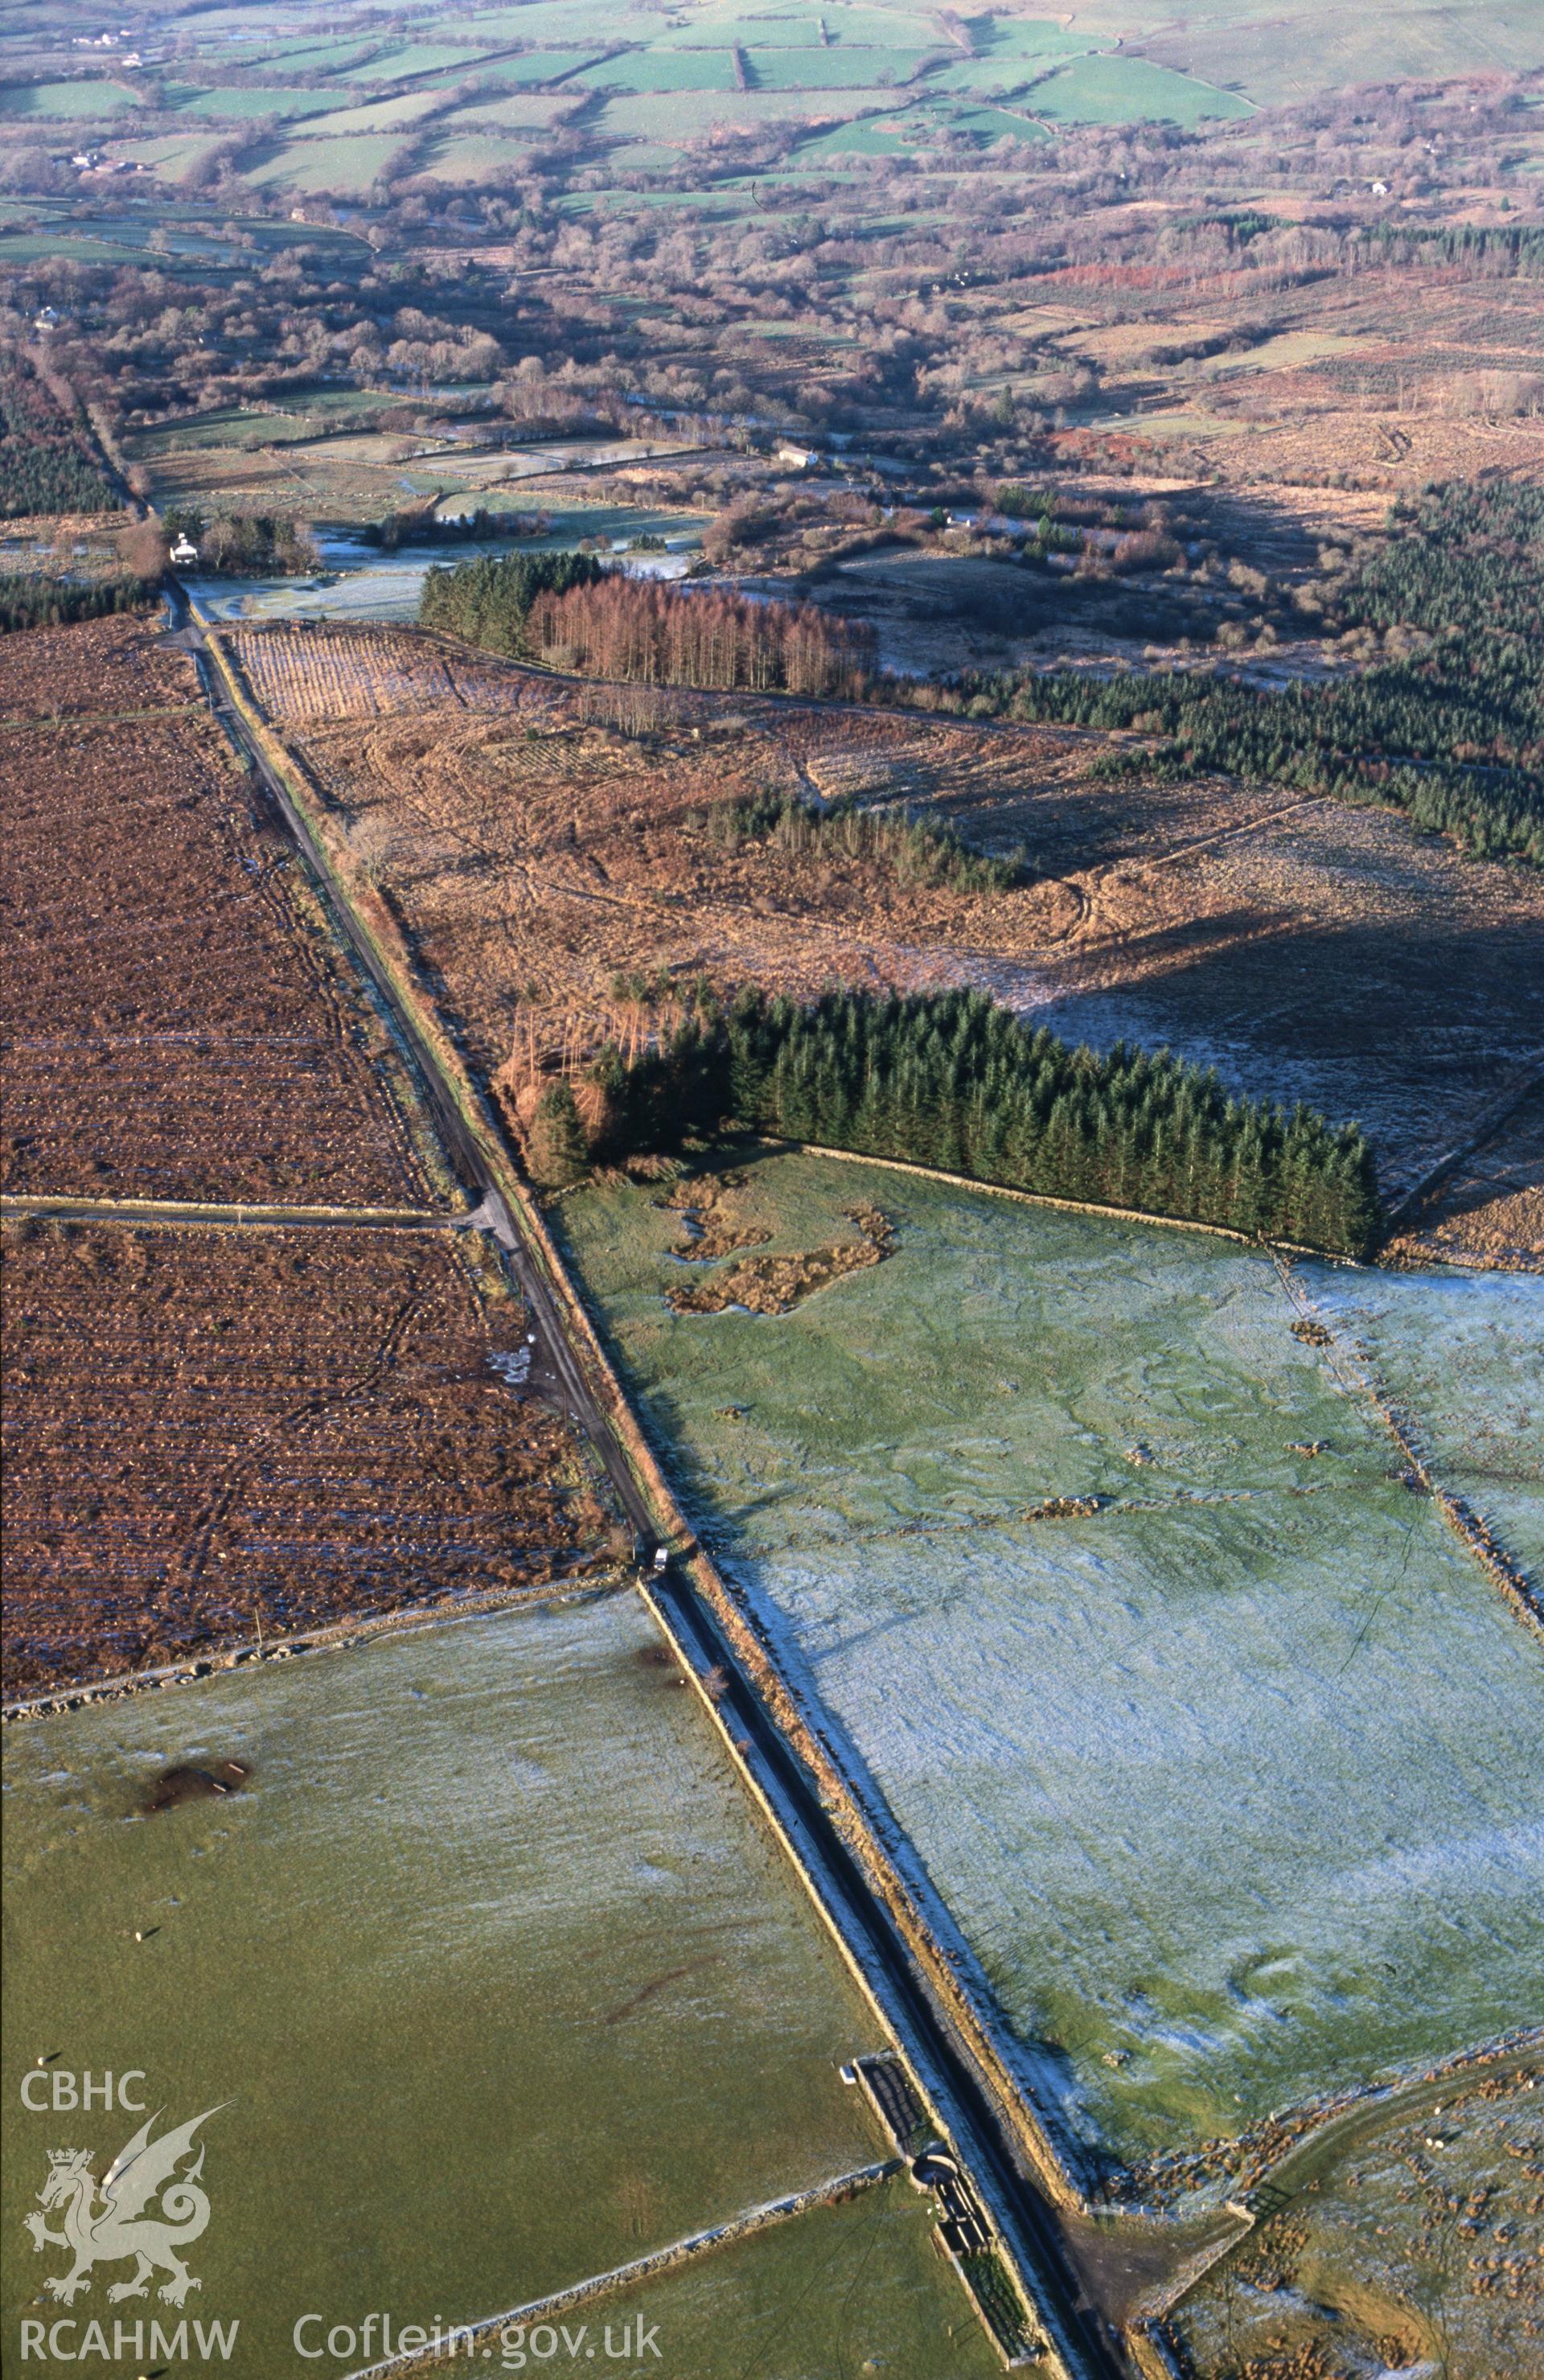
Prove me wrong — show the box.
[142,1758,249,1814]
[666,1195,896,1315]
[658,1167,772,1262]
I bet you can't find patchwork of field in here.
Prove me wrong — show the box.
[1,616,429,1206]
[119,408,703,529]
[556,1149,1544,2179]
[225,620,1544,1233]
[1,1598,947,2369]
[0,1219,610,1699]
[6,0,1422,192]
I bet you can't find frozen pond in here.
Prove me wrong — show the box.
[2,1594,889,2367]
[559,1150,1544,2172]
[182,515,698,627]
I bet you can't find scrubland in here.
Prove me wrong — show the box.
[226,618,1544,1237]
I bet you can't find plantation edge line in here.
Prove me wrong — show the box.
[790,1141,1357,1261]
[193,615,1120,2378]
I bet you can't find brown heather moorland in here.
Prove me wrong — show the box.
[1,615,430,1206]
[1,1218,615,1699]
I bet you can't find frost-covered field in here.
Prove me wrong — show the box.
[561,1151,1544,2170]
[1300,1258,1543,1577]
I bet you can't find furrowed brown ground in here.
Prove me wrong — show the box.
[224,621,1544,1236]
[2,614,612,1698]
[0,1216,618,1700]
[1,614,432,1205]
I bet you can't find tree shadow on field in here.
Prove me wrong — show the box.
[1028,910,1544,1197]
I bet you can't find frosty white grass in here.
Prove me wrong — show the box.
[559,1150,1544,2169]
[1299,1258,1543,1579]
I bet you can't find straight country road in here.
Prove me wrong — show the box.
[170,584,1133,2380]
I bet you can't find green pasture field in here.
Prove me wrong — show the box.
[445,90,574,129]
[947,105,1052,145]
[115,134,233,183]
[459,0,639,35]
[655,10,831,43]
[353,39,512,82]
[924,54,1077,97]
[597,87,902,137]
[249,35,385,72]
[1136,0,1544,105]
[1029,52,1254,123]
[426,47,603,85]
[1302,1261,1542,1577]
[418,129,546,182]
[2,1595,897,2368]
[547,2176,1003,2378]
[0,77,138,118]
[795,113,921,154]
[126,407,347,458]
[294,91,451,138]
[969,16,1096,60]
[603,140,691,171]
[0,225,150,264]
[748,45,936,88]
[171,84,355,121]
[558,1152,1544,2174]
[653,2,933,43]
[573,50,742,92]
[245,132,409,192]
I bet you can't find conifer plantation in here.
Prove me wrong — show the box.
[417,550,604,656]
[977,483,1544,866]
[421,551,874,696]
[572,989,1382,1256]
[0,573,155,633]
[528,575,876,697]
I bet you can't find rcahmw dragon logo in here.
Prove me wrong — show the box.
[25,2107,224,2307]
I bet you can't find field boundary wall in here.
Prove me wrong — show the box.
[1271,1252,1543,1642]
[792,1142,1346,1260]
[341,2160,901,2380]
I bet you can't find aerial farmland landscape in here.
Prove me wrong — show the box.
[1,0,1540,2375]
